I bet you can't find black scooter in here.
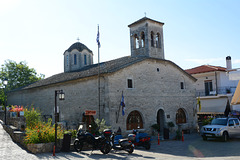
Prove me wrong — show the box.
[105,129,134,154]
[73,127,112,154]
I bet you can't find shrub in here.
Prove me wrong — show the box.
[24,106,41,129]
[202,117,214,126]
[151,124,160,132]
[24,119,63,144]
[65,129,77,138]
[90,118,111,135]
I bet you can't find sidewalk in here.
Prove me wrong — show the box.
[0,120,39,160]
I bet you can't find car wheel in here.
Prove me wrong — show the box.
[202,136,207,141]
[222,132,228,142]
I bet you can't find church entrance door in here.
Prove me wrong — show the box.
[157,109,165,136]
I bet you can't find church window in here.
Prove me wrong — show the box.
[74,54,77,65]
[140,32,145,48]
[176,108,187,124]
[127,79,133,88]
[127,110,143,130]
[134,34,139,49]
[66,55,69,65]
[84,55,87,65]
[156,33,161,48]
[88,55,91,64]
[180,82,184,89]
[157,68,159,72]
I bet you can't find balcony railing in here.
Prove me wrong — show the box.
[196,86,236,97]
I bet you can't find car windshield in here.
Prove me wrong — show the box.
[211,119,227,125]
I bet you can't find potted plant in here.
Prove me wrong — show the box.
[151,124,160,135]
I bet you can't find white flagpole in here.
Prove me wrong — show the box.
[97,25,100,119]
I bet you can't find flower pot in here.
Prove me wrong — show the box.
[20,111,24,117]
[10,112,17,118]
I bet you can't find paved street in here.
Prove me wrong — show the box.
[1,121,240,160]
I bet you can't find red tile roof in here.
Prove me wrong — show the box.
[185,65,227,74]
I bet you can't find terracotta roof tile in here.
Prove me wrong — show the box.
[185,65,227,74]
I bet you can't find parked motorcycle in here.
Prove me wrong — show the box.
[128,129,151,150]
[73,126,112,154]
[106,129,134,154]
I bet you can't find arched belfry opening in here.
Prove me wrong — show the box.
[128,17,165,59]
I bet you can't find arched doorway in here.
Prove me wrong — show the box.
[157,109,165,135]
[126,110,143,130]
[176,108,187,124]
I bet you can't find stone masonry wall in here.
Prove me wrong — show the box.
[7,59,197,135]
[106,59,197,134]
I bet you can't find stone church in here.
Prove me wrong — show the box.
[7,17,197,135]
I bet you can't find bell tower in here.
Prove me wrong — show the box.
[128,17,165,59]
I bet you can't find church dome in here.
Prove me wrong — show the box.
[65,42,92,53]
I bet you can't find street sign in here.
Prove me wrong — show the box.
[85,110,96,115]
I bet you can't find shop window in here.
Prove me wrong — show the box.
[176,108,186,124]
[127,110,143,130]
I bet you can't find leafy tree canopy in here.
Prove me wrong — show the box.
[0,60,45,104]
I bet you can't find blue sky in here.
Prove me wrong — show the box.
[1,0,240,78]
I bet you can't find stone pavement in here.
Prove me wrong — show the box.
[1,120,240,160]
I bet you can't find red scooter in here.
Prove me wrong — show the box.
[128,129,151,150]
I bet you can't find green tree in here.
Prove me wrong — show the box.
[0,60,44,105]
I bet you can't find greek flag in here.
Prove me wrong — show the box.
[96,25,100,47]
[121,93,125,116]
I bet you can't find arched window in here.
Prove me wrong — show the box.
[84,55,87,65]
[74,54,77,65]
[127,110,143,130]
[156,33,161,48]
[88,55,91,64]
[176,108,187,124]
[66,55,69,65]
[134,34,139,49]
[151,31,154,47]
[140,32,145,48]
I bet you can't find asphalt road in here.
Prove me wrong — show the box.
[1,121,240,160]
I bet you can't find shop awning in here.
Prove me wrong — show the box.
[231,80,240,105]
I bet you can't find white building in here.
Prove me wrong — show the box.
[185,56,239,116]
